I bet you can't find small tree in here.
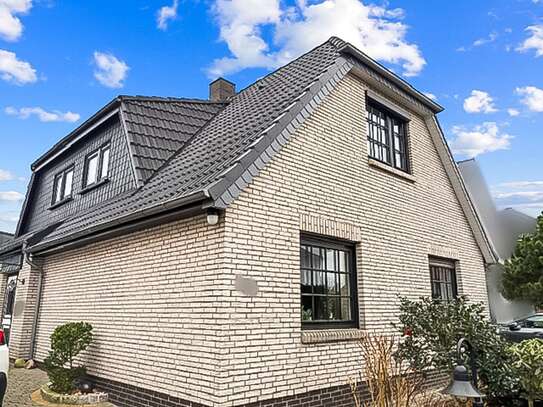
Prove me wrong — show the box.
[44,322,93,394]
[502,213,543,308]
[393,297,518,401]
[509,339,543,407]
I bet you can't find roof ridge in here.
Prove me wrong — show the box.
[121,95,227,104]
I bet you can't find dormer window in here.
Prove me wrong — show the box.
[366,101,409,172]
[52,166,74,205]
[83,144,110,188]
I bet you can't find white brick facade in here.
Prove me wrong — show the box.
[219,72,488,404]
[12,72,488,407]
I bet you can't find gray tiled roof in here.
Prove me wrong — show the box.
[28,38,345,250]
[0,36,447,254]
[121,97,226,184]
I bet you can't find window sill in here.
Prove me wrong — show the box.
[79,178,109,195]
[49,197,73,210]
[368,158,416,183]
[301,328,367,344]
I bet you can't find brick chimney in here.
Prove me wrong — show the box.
[209,78,235,102]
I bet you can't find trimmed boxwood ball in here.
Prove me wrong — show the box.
[14,358,26,368]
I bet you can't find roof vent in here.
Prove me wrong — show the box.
[209,78,235,102]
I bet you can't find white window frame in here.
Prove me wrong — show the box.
[83,143,110,188]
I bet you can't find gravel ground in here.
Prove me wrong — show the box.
[4,366,47,406]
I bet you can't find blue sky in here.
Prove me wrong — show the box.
[1,0,543,232]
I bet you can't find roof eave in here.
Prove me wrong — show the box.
[31,97,122,171]
[339,43,444,114]
[28,189,211,255]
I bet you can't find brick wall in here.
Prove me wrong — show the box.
[219,72,488,405]
[32,214,227,406]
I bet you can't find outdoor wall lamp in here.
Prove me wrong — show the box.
[442,337,485,407]
[206,209,219,226]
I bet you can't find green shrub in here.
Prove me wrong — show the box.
[44,322,93,394]
[393,296,518,400]
[502,213,543,308]
[509,339,543,407]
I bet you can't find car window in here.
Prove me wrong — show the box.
[524,316,543,328]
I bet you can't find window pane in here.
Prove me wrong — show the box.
[100,147,110,179]
[327,297,340,320]
[301,245,311,268]
[338,251,347,272]
[313,271,325,294]
[86,153,99,186]
[53,174,62,203]
[312,247,324,269]
[63,169,73,198]
[301,269,312,293]
[326,272,338,295]
[341,298,352,320]
[314,297,327,320]
[339,273,350,296]
[326,249,336,271]
[301,296,313,321]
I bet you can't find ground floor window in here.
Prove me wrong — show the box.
[429,257,458,302]
[300,235,357,329]
[3,275,17,318]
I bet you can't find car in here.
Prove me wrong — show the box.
[0,328,8,405]
[500,313,543,343]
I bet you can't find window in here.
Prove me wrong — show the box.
[51,166,74,205]
[3,275,17,317]
[429,257,458,302]
[520,315,543,329]
[83,144,110,187]
[367,102,409,172]
[301,236,357,328]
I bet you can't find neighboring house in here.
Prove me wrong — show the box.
[458,158,536,323]
[0,232,13,247]
[0,37,496,407]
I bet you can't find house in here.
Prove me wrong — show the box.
[0,37,496,407]
[0,232,13,246]
[458,158,536,323]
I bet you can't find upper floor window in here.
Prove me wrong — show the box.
[366,102,409,172]
[52,166,74,205]
[83,144,110,188]
[429,257,458,302]
[301,235,357,329]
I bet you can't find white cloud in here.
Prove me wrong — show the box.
[0,211,19,223]
[473,31,498,47]
[423,92,437,101]
[5,106,80,122]
[0,49,37,85]
[507,108,520,117]
[516,86,543,112]
[498,181,543,189]
[93,51,129,88]
[208,0,426,78]
[463,90,498,114]
[0,191,23,202]
[517,25,543,57]
[0,0,32,42]
[0,169,14,182]
[492,180,543,216]
[449,122,512,157]
[157,0,178,30]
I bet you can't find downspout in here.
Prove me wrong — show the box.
[22,240,43,361]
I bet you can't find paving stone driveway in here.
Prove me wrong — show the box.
[4,366,48,406]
